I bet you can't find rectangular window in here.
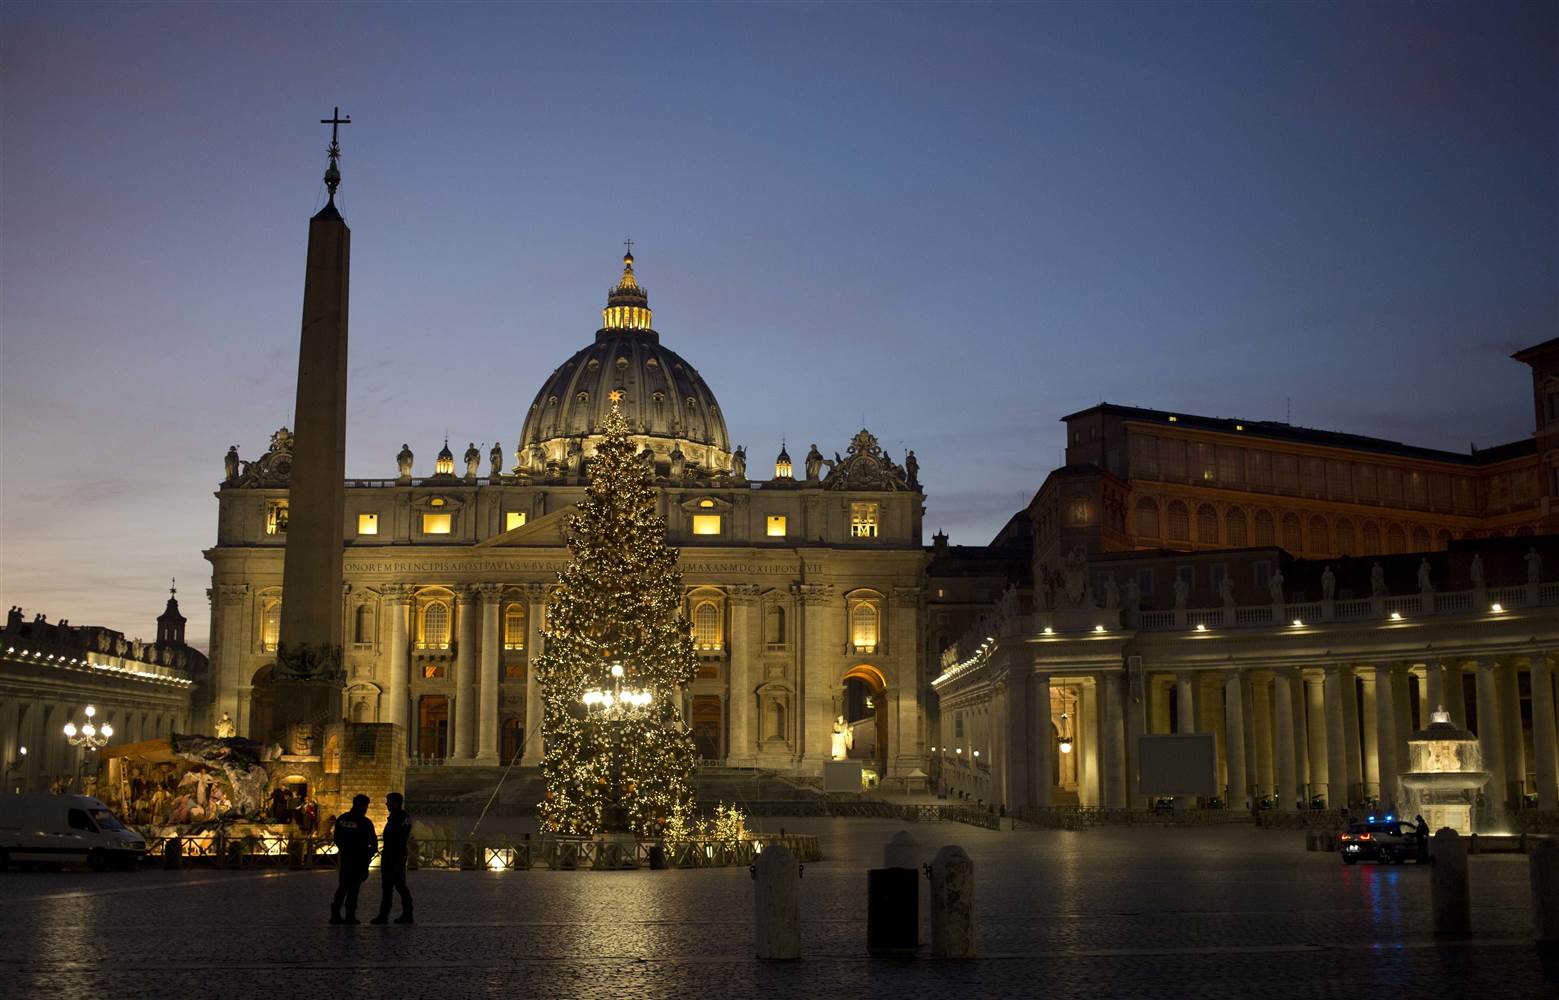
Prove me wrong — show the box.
[506,511,527,531]
[692,514,722,535]
[421,513,452,535]
[357,512,379,535]
[266,500,289,535]
[850,503,879,538]
[766,515,787,537]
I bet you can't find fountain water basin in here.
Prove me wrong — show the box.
[1397,707,1490,835]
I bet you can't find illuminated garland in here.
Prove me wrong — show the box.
[536,400,699,837]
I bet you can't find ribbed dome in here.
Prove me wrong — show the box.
[517,253,732,481]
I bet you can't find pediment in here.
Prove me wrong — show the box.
[476,504,578,547]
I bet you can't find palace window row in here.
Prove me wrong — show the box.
[1133,497,1458,558]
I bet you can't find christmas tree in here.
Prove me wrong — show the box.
[536,392,699,837]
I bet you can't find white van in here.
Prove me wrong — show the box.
[0,794,146,871]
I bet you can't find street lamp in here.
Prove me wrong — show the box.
[580,662,654,835]
[1058,711,1073,755]
[64,705,112,793]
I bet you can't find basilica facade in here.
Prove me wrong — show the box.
[205,254,929,777]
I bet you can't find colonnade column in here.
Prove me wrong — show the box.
[1390,666,1413,765]
[1529,654,1558,811]
[1360,672,1380,791]
[1305,671,1327,801]
[1004,654,1032,811]
[1125,662,1147,808]
[1028,673,1052,808]
[521,586,546,766]
[1425,661,1446,716]
[476,585,501,764]
[1223,671,1247,810]
[727,586,758,763]
[383,584,411,734]
[1251,675,1273,798]
[1103,671,1127,808]
[1337,665,1362,794]
[452,586,480,760]
[1373,665,1397,808]
[797,585,835,763]
[1496,660,1526,807]
[1176,672,1197,733]
[1444,662,1467,728]
[1271,670,1298,811]
[1473,661,1507,812]
[1323,667,1349,809]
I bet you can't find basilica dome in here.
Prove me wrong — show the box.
[517,253,732,479]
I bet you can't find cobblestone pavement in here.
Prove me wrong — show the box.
[2,820,1554,999]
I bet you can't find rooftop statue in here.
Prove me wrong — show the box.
[397,444,414,480]
[464,442,481,479]
[804,444,823,481]
[1527,547,1543,584]
[1371,562,1387,597]
[1321,566,1335,601]
[732,445,746,480]
[224,445,240,483]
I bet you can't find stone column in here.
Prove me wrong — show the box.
[1125,663,1147,808]
[522,587,546,765]
[892,587,922,774]
[1251,675,1273,797]
[1103,671,1127,808]
[1390,666,1413,766]
[1373,665,1398,808]
[1444,661,1467,728]
[452,586,479,760]
[1080,680,1099,807]
[1530,654,1558,812]
[1323,667,1349,809]
[1360,672,1380,790]
[1497,661,1527,807]
[797,584,835,764]
[1272,670,1298,811]
[727,586,759,763]
[1305,671,1327,800]
[1223,671,1247,810]
[1337,665,1362,792]
[1028,673,1052,808]
[1292,676,1311,799]
[476,585,501,764]
[1426,661,1446,717]
[1005,653,1032,811]
[1474,660,1508,812]
[1176,673,1197,734]
[383,585,411,734]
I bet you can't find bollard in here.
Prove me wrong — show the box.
[884,830,922,870]
[288,838,305,870]
[752,844,801,960]
[867,868,919,957]
[928,845,975,958]
[1531,838,1559,942]
[1431,828,1470,936]
[162,836,182,869]
[459,841,479,871]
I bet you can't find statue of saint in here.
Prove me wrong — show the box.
[1470,554,1485,589]
[1103,575,1119,610]
[1172,575,1189,611]
[830,715,854,761]
[804,444,824,481]
[1321,566,1335,601]
[1527,547,1543,585]
[214,712,237,738]
[669,446,686,481]
[489,441,504,477]
[905,449,919,488]
[732,445,746,480]
[464,443,481,479]
[1417,557,1433,594]
[224,445,240,482]
[1124,577,1140,611]
[566,439,583,474]
[1268,569,1285,606]
[1370,562,1387,597]
[397,444,414,479]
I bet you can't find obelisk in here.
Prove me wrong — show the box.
[273,109,352,740]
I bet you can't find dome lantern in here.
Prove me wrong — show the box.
[602,246,653,333]
[775,442,793,480]
[434,438,455,477]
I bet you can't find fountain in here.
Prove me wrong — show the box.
[1397,706,1491,835]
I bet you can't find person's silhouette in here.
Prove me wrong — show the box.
[329,793,377,924]
[370,791,414,925]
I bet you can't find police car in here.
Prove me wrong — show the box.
[1338,814,1422,865]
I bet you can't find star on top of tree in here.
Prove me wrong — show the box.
[608,389,625,405]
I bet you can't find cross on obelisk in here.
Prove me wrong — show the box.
[320,106,351,199]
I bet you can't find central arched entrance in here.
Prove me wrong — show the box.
[841,664,888,777]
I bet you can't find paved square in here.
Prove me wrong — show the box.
[2,820,1553,999]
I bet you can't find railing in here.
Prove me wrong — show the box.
[1133,582,1558,633]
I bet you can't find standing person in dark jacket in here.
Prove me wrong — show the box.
[371,791,414,925]
[330,794,377,924]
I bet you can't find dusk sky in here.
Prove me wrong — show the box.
[2,1,1554,650]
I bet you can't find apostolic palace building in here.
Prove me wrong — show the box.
[205,253,930,778]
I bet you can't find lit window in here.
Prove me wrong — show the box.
[850,503,879,538]
[851,600,879,651]
[422,513,452,535]
[429,497,446,507]
[766,515,787,537]
[699,498,716,508]
[693,601,722,649]
[357,513,379,535]
[503,603,526,649]
[506,511,527,531]
[266,500,289,535]
[419,601,450,649]
[692,514,722,535]
[261,601,281,652]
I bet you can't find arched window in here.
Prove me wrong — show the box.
[261,600,281,652]
[1362,522,1381,555]
[1411,526,1430,551]
[353,604,373,645]
[1166,501,1189,542]
[1226,507,1248,547]
[1134,498,1159,538]
[503,603,526,649]
[1254,510,1275,546]
[420,601,451,649]
[693,601,721,650]
[1196,504,1218,544]
[1281,513,1302,553]
[1308,516,1329,555]
[765,604,786,646]
[1335,518,1356,556]
[1386,524,1407,554]
[851,601,880,651]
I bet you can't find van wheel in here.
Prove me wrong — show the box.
[87,848,109,872]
